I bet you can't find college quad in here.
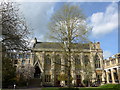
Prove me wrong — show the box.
[6,38,120,87]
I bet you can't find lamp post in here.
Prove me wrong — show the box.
[14,83,16,89]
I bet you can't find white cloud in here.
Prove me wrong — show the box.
[103,50,112,59]
[19,2,118,41]
[89,2,118,37]
[19,2,55,41]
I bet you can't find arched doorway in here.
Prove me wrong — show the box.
[34,66,41,78]
[55,75,60,86]
[76,75,81,86]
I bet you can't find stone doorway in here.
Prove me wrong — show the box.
[56,80,60,86]
[55,75,60,86]
[76,75,81,86]
[34,66,41,78]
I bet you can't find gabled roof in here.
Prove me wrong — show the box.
[33,42,90,50]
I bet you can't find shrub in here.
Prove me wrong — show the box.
[2,57,16,88]
[83,79,92,87]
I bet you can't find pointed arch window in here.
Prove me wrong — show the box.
[45,54,51,64]
[55,54,61,71]
[94,54,100,68]
[45,54,51,70]
[75,55,81,70]
[83,55,89,66]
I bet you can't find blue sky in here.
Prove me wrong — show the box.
[19,1,118,59]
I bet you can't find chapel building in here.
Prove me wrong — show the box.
[32,38,104,86]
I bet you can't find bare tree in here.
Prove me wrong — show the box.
[0,1,30,52]
[48,4,91,87]
[1,1,30,88]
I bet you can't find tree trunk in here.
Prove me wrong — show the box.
[67,47,71,88]
[67,66,71,88]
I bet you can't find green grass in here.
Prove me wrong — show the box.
[99,84,120,89]
[42,84,120,90]
[41,87,117,90]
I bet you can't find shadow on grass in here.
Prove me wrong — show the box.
[42,87,118,90]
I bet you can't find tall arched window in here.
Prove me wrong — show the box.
[75,55,81,70]
[55,54,61,71]
[64,55,68,73]
[94,54,100,68]
[45,54,51,70]
[83,55,89,66]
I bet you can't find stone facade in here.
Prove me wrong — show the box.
[32,39,103,86]
[10,39,120,86]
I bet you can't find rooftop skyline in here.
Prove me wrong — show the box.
[19,1,118,59]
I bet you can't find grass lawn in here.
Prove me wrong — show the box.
[42,84,120,90]
[41,87,118,90]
